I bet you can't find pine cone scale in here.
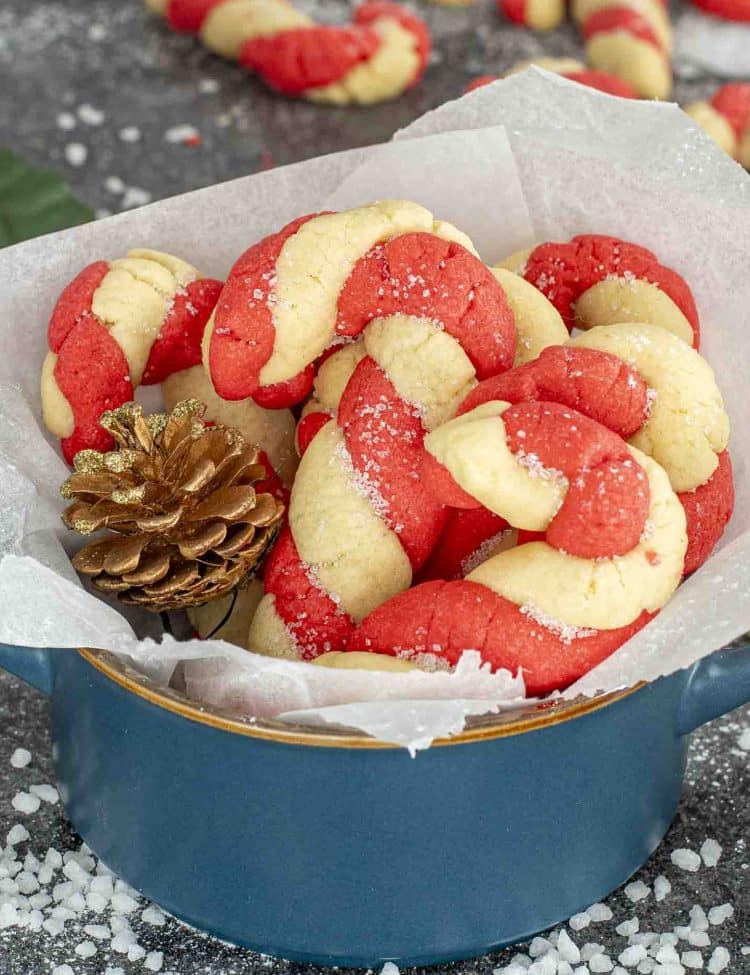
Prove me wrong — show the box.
[62,400,284,612]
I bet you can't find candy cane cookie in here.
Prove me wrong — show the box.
[501,234,700,347]
[685,84,750,169]
[40,250,296,492]
[496,0,566,31]
[144,0,430,105]
[247,223,521,660]
[689,0,750,19]
[571,0,673,99]
[349,399,687,695]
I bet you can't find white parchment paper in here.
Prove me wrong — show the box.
[1,71,749,749]
[675,10,750,78]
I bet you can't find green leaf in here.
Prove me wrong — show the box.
[0,149,94,248]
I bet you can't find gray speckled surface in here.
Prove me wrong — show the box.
[0,1,748,972]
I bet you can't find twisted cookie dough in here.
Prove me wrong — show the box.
[145,0,430,105]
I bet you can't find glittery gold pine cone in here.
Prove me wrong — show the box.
[61,399,284,613]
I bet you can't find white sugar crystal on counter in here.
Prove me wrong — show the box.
[573,968,591,975]
[654,876,671,902]
[617,918,640,937]
[528,957,557,975]
[496,965,527,975]
[700,839,722,867]
[738,729,750,750]
[530,937,555,957]
[589,953,614,973]
[655,946,680,964]
[625,881,651,903]
[164,124,200,144]
[706,947,730,973]
[658,934,680,948]
[52,966,75,975]
[689,906,709,932]
[142,904,166,926]
[118,126,141,142]
[571,912,592,931]
[145,952,164,972]
[86,891,108,912]
[708,904,733,925]
[64,143,88,167]
[582,944,606,962]
[380,964,400,975]
[688,931,710,948]
[111,929,136,953]
[76,938,97,957]
[84,922,110,939]
[127,943,146,961]
[0,903,18,928]
[45,848,62,869]
[637,962,654,975]
[55,113,76,131]
[10,748,31,768]
[105,968,126,975]
[630,933,659,948]
[77,103,104,126]
[17,870,39,894]
[652,964,684,975]
[558,930,582,964]
[509,953,532,969]
[111,891,139,913]
[30,783,59,804]
[559,963,575,975]
[680,951,703,969]
[619,945,648,966]
[11,792,40,814]
[671,849,701,872]
[6,824,30,845]
[588,904,614,922]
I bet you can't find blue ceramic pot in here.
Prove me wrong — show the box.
[0,642,749,967]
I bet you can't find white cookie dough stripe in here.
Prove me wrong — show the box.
[468,446,686,630]
[201,0,312,59]
[490,268,568,365]
[585,34,671,101]
[424,401,568,531]
[261,200,477,386]
[569,323,729,492]
[289,420,412,623]
[572,0,672,50]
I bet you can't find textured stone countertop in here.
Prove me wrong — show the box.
[0,1,748,973]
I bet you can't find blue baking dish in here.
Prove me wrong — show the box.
[0,640,749,967]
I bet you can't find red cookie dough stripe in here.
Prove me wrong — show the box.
[349,579,653,697]
[338,356,448,568]
[142,278,223,385]
[582,8,664,50]
[240,26,381,95]
[296,410,332,457]
[263,525,356,657]
[690,0,750,19]
[48,261,110,352]
[54,315,134,464]
[417,507,510,582]
[459,345,650,440]
[522,234,700,346]
[679,451,734,576]
[497,0,528,25]
[710,84,750,138]
[337,233,516,377]
[208,213,325,404]
[563,69,638,98]
[255,450,290,505]
[166,0,224,31]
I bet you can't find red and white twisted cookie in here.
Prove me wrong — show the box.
[242,207,527,659]
[40,250,297,491]
[501,234,700,348]
[145,0,429,105]
[686,84,750,169]
[465,58,639,99]
[571,0,673,99]
[349,398,687,695]
[496,0,566,31]
[460,325,732,575]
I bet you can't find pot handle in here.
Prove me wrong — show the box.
[677,640,750,736]
[0,644,53,696]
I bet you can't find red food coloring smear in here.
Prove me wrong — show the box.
[349,580,654,697]
[645,550,661,566]
[497,0,528,25]
[337,232,516,377]
[679,451,735,575]
[142,278,222,385]
[338,357,448,569]
[464,75,499,94]
[582,7,664,50]
[710,83,750,137]
[54,316,133,464]
[263,526,355,658]
[459,345,650,440]
[48,261,110,351]
[208,213,325,403]
[418,507,509,582]
[296,411,331,457]
[184,133,202,147]
[562,70,638,98]
[523,234,700,347]
[166,0,224,32]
